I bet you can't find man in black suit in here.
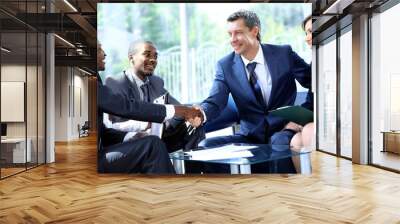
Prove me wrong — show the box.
[97,42,201,174]
[103,40,204,151]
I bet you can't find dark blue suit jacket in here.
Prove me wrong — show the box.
[105,71,180,122]
[102,71,180,146]
[301,89,314,112]
[97,74,176,173]
[97,75,166,153]
[201,44,311,142]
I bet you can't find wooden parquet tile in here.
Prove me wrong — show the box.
[1,135,400,223]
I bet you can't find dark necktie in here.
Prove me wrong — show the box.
[246,62,269,143]
[247,62,265,108]
[140,83,150,102]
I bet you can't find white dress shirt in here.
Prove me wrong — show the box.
[240,44,272,106]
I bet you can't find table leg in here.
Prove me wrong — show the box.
[172,159,185,174]
[230,164,239,174]
[239,165,251,174]
[230,164,251,174]
[296,153,312,174]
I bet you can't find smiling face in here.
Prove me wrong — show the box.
[227,18,259,57]
[97,43,106,71]
[131,43,158,79]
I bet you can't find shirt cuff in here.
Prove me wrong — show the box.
[123,132,136,142]
[200,107,207,123]
[164,104,175,121]
[140,122,149,131]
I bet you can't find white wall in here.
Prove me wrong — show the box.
[73,73,89,137]
[54,67,89,141]
[1,65,35,138]
[55,66,68,141]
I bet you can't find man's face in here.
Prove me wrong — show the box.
[131,43,158,76]
[227,18,259,55]
[97,44,106,71]
[305,19,312,48]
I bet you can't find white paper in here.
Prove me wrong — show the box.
[185,144,256,161]
[150,94,167,138]
[188,151,253,161]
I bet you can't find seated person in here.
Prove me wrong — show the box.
[290,15,314,149]
[187,10,311,173]
[103,40,204,152]
[97,42,203,174]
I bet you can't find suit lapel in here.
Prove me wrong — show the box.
[147,76,158,102]
[262,44,278,110]
[232,54,260,107]
[123,71,141,100]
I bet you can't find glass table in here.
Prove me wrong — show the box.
[169,144,312,174]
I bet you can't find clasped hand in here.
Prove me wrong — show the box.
[174,105,204,127]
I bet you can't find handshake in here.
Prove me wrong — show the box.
[174,105,204,128]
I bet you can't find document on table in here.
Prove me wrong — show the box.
[185,144,256,161]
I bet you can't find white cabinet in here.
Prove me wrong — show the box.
[1,138,32,163]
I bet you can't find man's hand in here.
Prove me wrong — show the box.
[284,122,303,132]
[188,105,203,127]
[174,105,204,127]
[144,122,151,131]
[124,131,149,142]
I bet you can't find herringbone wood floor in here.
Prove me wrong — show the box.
[1,135,400,223]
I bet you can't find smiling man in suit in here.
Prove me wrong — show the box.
[190,10,311,173]
[102,40,180,146]
[102,40,204,151]
[97,42,202,174]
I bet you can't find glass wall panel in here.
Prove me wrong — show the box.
[371,3,400,171]
[37,32,45,165]
[1,30,28,177]
[339,29,352,158]
[0,1,46,178]
[27,31,38,169]
[317,37,337,154]
[26,0,42,169]
[38,1,46,166]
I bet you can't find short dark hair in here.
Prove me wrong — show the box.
[128,40,156,59]
[227,10,261,41]
[302,15,312,31]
